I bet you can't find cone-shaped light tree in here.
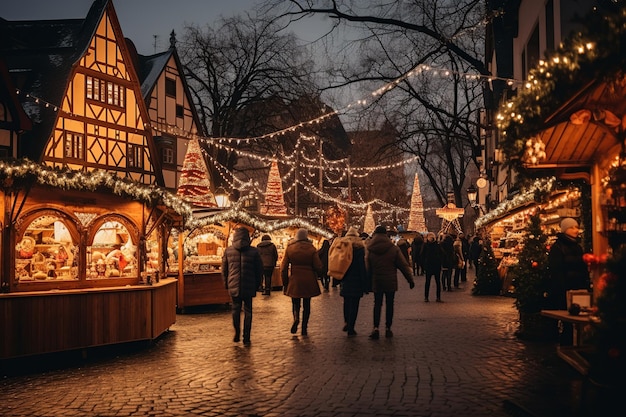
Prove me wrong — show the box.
[260,159,288,216]
[408,173,427,232]
[177,139,217,208]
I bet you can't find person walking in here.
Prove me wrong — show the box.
[459,232,470,282]
[222,227,264,346]
[469,236,483,271]
[338,227,370,337]
[280,228,324,336]
[546,218,590,344]
[453,234,465,288]
[411,234,424,275]
[396,236,410,264]
[256,234,279,295]
[421,232,443,302]
[366,225,415,339]
[440,234,455,291]
[317,239,331,292]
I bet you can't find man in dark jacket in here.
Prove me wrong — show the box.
[222,227,264,346]
[256,234,279,295]
[547,218,590,309]
[421,232,443,302]
[366,225,415,339]
[410,234,424,275]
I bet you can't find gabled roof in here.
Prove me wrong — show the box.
[0,0,108,160]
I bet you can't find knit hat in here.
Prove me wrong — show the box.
[560,218,579,233]
[296,228,308,240]
[373,225,387,234]
[345,227,359,237]
[261,234,271,241]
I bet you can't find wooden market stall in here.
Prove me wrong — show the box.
[0,180,183,359]
[169,208,333,311]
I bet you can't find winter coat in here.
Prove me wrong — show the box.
[317,239,331,274]
[396,238,410,263]
[410,235,424,265]
[440,235,456,270]
[256,240,279,270]
[469,238,483,262]
[280,238,323,298]
[546,233,590,309]
[222,228,264,299]
[421,239,442,273]
[339,235,370,298]
[453,238,464,268]
[366,233,414,292]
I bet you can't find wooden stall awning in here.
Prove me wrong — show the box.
[529,77,626,170]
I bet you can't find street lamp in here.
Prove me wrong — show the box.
[467,185,478,206]
[214,187,231,208]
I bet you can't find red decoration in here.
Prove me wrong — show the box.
[177,139,217,207]
[531,261,538,268]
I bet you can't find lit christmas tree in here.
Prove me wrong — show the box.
[260,159,288,216]
[472,240,501,296]
[176,139,217,208]
[408,173,427,232]
[364,204,375,235]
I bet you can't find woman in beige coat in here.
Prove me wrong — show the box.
[280,228,323,336]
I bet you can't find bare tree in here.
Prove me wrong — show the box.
[178,13,321,185]
[263,0,488,210]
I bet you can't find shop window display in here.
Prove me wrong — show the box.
[87,221,137,279]
[183,226,226,273]
[15,215,78,281]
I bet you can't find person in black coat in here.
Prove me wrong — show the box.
[547,218,590,310]
[440,234,456,291]
[256,234,279,295]
[339,227,370,336]
[222,227,264,345]
[547,218,590,345]
[317,239,331,291]
[421,232,443,302]
[411,234,424,275]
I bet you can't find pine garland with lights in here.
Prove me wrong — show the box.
[497,4,626,183]
[472,240,501,295]
[0,159,193,223]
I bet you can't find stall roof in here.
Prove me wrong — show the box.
[530,78,625,170]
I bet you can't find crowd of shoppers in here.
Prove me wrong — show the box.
[223,225,487,345]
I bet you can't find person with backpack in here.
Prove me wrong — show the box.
[335,227,370,336]
[365,225,415,339]
[280,228,324,336]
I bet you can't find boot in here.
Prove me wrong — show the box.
[301,309,310,336]
[291,304,300,334]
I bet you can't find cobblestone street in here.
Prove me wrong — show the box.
[1,270,590,416]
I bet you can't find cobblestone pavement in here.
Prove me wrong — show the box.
[1,269,596,417]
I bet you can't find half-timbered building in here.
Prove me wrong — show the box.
[0,0,188,359]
